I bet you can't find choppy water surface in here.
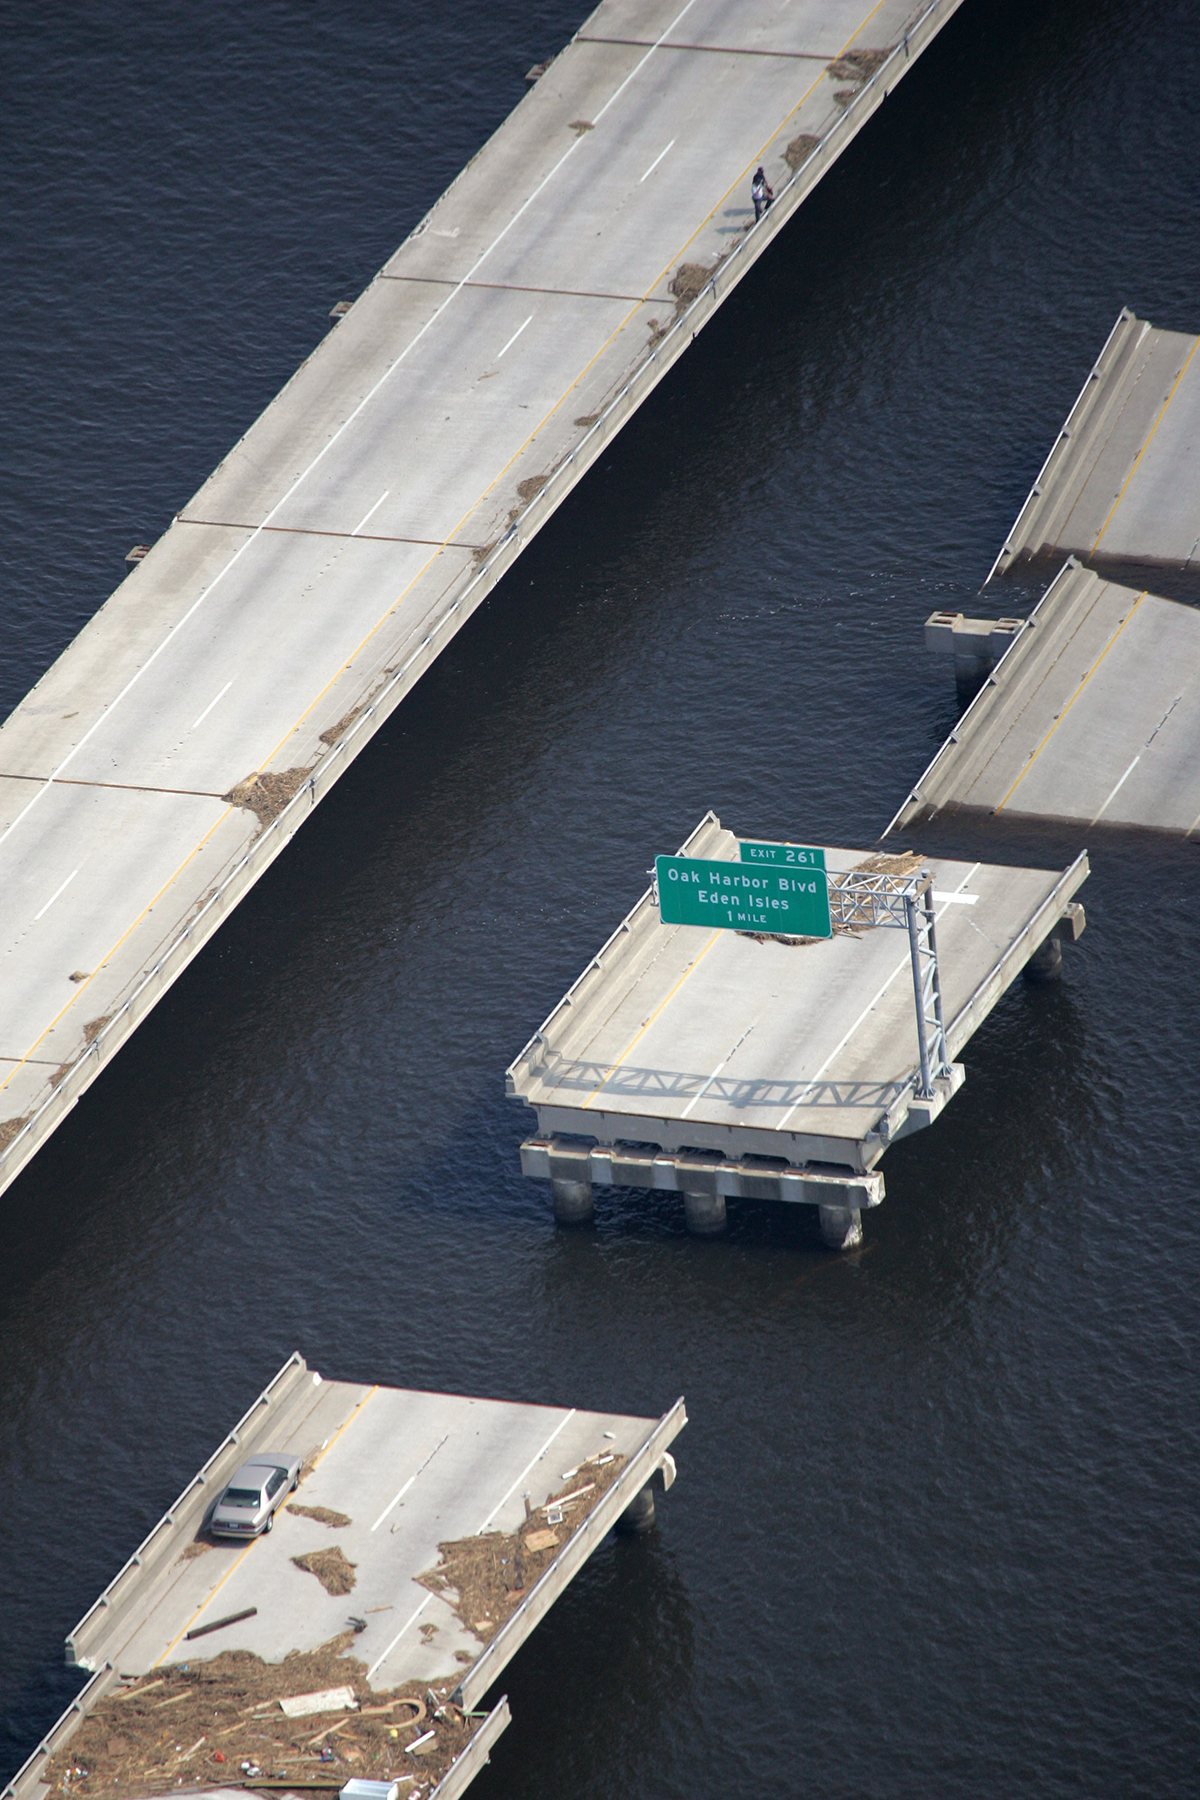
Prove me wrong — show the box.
[1,0,1199,1794]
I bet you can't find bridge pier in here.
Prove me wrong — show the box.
[550,1176,594,1225]
[818,1204,863,1250]
[683,1190,727,1235]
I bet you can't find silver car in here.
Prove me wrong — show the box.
[210,1452,301,1538]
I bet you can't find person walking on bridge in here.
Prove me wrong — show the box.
[751,166,774,222]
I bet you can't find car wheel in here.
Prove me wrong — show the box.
[291,1475,299,1491]
[264,1511,274,1533]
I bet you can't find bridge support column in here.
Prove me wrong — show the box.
[551,1176,594,1225]
[1024,935,1063,982]
[683,1190,726,1235]
[818,1203,863,1250]
[615,1484,657,1534]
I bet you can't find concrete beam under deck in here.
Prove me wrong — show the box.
[0,0,966,1203]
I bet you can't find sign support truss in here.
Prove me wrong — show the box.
[828,870,951,1100]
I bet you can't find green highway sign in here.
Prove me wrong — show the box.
[656,854,832,938]
[739,839,826,870]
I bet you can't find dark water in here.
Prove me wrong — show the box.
[2,0,1199,1794]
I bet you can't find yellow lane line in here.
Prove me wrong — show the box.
[1,0,899,1096]
[154,1385,379,1667]
[581,932,720,1108]
[1091,335,1200,552]
[994,592,1147,812]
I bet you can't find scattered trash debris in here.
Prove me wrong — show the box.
[524,61,550,83]
[828,47,891,81]
[417,1455,626,1640]
[328,300,353,322]
[278,1687,359,1720]
[185,1605,257,1641]
[288,1503,352,1530]
[44,1635,471,1800]
[523,1529,559,1553]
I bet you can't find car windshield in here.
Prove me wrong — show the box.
[222,1487,263,1509]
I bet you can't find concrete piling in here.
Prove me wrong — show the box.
[818,1204,863,1250]
[1024,935,1064,982]
[615,1485,657,1535]
[682,1191,727,1236]
[550,1176,594,1225]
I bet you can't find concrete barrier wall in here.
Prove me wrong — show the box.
[454,1399,687,1713]
[68,1354,312,1671]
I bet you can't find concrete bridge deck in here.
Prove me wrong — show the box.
[0,0,965,1201]
[3,1353,684,1800]
[893,561,1200,835]
[507,813,1087,1241]
[988,308,1200,601]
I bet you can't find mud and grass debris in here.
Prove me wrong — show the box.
[669,257,726,313]
[288,1505,351,1529]
[568,119,593,136]
[828,48,890,81]
[318,709,363,748]
[0,1116,29,1154]
[293,1548,357,1595]
[785,133,821,170]
[516,475,549,503]
[222,768,311,828]
[82,1015,112,1047]
[574,413,600,429]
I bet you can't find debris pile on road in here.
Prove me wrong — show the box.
[43,1632,472,1800]
[293,1546,358,1595]
[287,1504,352,1529]
[418,1450,627,1640]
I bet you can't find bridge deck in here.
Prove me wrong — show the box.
[507,814,1087,1176]
[893,562,1200,835]
[0,0,964,1198]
